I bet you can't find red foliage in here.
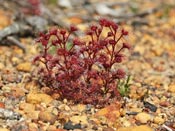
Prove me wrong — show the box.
[34,18,130,106]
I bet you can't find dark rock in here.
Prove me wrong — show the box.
[63,121,81,130]
[143,101,157,112]
[63,121,74,130]
[86,104,92,111]
[92,125,98,130]
[126,111,138,115]
[74,123,81,129]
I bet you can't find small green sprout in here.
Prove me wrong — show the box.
[118,75,131,97]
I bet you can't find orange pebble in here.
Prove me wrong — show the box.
[0,102,5,108]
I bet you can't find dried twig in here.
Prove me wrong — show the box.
[162,124,173,131]
[6,36,26,52]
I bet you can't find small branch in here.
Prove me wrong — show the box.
[0,23,21,41]
[6,36,26,52]
[131,7,160,18]
[112,6,161,19]
[162,124,173,131]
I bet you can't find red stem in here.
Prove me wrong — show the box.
[110,34,123,67]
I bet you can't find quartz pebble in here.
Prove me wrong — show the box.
[57,0,72,8]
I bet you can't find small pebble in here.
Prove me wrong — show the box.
[19,102,35,112]
[39,111,57,124]
[143,101,157,112]
[0,128,10,131]
[103,127,115,131]
[0,102,5,108]
[135,112,151,124]
[16,62,31,72]
[154,116,165,124]
[168,84,175,93]
[92,125,98,130]
[26,93,53,105]
[63,121,81,130]
[57,0,72,8]
[25,110,40,120]
[70,115,88,125]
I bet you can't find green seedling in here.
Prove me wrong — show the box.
[118,75,131,97]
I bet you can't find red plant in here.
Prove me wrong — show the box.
[34,18,131,106]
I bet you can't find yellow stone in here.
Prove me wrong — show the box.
[95,102,121,123]
[26,111,40,120]
[28,123,38,130]
[135,112,151,124]
[168,84,175,93]
[24,81,40,92]
[39,111,57,124]
[76,104,86,112]
[153,116,165,124]
[11,57,20,64]
[130,107,142,113]
[26,93,53,105]
[96,107,108,116]
[0,128,10,131]
[0,62,5,70]
[70,115,88,125]
[118,125,153,131]
[0,10,11,29]
[16,62,32,72]
[169,17,175,26]
[19,102,35,112]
